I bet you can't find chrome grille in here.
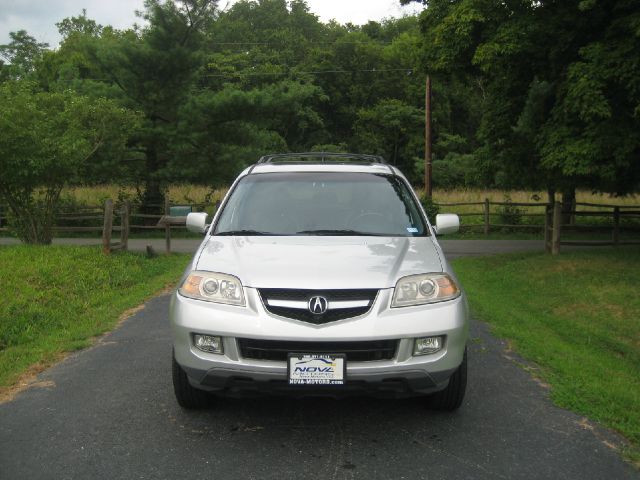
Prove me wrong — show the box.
[258,289,378,324]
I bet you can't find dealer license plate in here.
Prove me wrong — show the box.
[288,354,346,385]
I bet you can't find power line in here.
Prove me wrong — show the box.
[204,68,414,78]
[55,67,415,84]
[209,41,394,46]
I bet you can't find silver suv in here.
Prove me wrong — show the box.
[170,153,469,409]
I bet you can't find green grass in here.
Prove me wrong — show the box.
[0,245,189,390]
[452,248,640,463]
[446,230,640,241]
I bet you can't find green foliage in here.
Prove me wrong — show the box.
[11,0,639,199]
[538,10,640,193]
[175,79,325,183]
[0,81,139,243]
[414,0,640,194]
[354,99,423,177]
[496,195,523,230]
[0,30,49,80]
[1,1,439,197]
[310,143,349,153]
[431,153,481,190]
[0,245,189,388]
[73,0,218,205]
[56,9,103,40]
[419,195,440,224]
[453,248,640,459]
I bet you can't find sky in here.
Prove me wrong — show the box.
[0,0,423,47]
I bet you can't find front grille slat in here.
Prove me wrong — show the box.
[260,288,378,301]
[238,339,397,362]
[259,288,378,324]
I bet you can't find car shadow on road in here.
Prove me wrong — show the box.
[160,328,636,480]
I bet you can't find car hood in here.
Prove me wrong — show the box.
[195,236,443,289]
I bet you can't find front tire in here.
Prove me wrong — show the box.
[428,348,467,411]
[172,352,211,409]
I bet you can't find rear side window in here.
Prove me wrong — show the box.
[214,172,428,237]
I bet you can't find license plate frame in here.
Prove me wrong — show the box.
[287,353,346,386]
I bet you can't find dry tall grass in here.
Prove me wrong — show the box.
[62,185,229,206]
[61,185,639,229]
[422,189,640,220]
[63,185,640,207]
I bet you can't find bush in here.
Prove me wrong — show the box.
[497,195,523,230]
[432,152,483,190]
[420,195,440,224]
[0,81,138,244]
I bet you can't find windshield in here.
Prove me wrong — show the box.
[213,172,428,237]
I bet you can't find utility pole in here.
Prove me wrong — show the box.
[424,75,433,198]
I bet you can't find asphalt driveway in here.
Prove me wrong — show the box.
[0,236,550,257]
[1,299,635,479]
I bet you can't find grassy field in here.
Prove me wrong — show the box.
[452,248,640,462]
[1,185,637,242]
[0,245,189,393]
[63,184,640,207]
[424,189,640,230]
[57,185,639,232]
[61,184,229,207]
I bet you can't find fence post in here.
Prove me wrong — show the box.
[165,197,171,254]
[544,204,552,254]
[483,198,490,235]
[102,199,114,255]
[120,201,130,251]
[552,201,562,255]
[612,206,620,246]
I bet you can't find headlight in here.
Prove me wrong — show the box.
[391,273,460,307]
[179,271,245,306]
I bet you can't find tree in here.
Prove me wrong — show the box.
[4,0,450,194]
[0,81,139,244]
[206,0,331,151]
[0,30,49,80]
[538,1,640,195]
[175,79,326,184]
[85,0,219,207]
[354,99,423,177]
[56,9,103,40]
[405,0,640,196]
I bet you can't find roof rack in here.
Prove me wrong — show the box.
[257,152,387,165]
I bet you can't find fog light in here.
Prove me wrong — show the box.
[194,334,223,354]
[414,336,443,356]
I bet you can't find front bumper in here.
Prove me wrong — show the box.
[170,287,469,398]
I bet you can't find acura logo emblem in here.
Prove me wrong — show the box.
[308,296,328,314]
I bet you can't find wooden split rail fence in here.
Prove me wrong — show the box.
[0,200,206,254]
[101,198,207,254]
[1,198,638,255]
[438,199,640,254]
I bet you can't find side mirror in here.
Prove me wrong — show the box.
[186,212,209,234]
[434,214,459,235]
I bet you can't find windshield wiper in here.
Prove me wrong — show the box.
[296,229,380,236]
[216,230,277,236]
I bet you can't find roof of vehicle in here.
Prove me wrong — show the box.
[242,152,403,177]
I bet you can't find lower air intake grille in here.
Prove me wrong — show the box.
[238,339,398,362]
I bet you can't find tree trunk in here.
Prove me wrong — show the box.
[1,193,55,244]
[140,144,165,223]
[561,188,576,226]
[547,188,555,205]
